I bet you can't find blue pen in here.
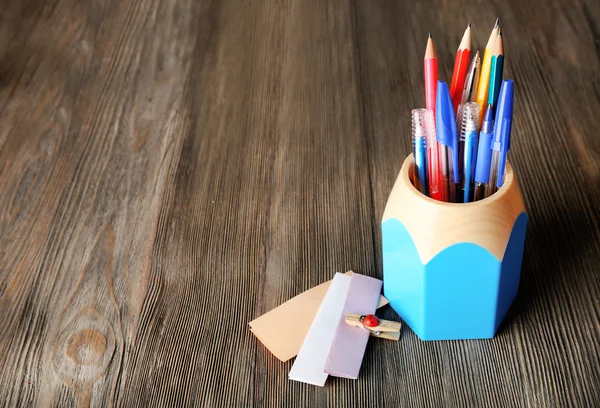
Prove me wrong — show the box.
[473,106,494,201]
[485,80,514,197]
[457,102,480,203]
[435,81,459,202]
[411,109,431,195]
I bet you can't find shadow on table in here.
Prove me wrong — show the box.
[497,199,599,335]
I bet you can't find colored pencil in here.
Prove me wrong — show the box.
[487,28,504,109]
[424,34,443,201]
[424,33,438,116]
[476,18,500,128]
[450,23,472,113]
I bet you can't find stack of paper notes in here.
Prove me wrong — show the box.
[249,271,391,386]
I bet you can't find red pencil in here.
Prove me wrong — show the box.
[424,34,442,200]
[450,23,472,113]
[424,33,438,116]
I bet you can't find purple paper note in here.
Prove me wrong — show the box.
[324,273,383,379]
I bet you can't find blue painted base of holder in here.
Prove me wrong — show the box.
[382,212,528,340]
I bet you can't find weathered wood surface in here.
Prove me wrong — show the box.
[1,0,599,406]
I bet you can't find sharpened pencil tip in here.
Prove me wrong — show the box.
[428,32,432,38]
[494,18,500,28]
[468,22,471,28]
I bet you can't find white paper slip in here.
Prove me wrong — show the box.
[288,273,351,386]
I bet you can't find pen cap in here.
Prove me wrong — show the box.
[475,135,493,183]
[436,81,457,147]
[411,109,432,194]
[411,109,434,146]
[459,102,480,142]
[436,81,459,183]
[493,80,514,152]
[416,108,439,195]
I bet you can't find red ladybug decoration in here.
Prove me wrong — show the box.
[361,314,379,328]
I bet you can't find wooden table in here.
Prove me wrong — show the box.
[1,0,599,406]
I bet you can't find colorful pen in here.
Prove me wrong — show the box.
[450,23,472,113]
[424,109,439,199]
[411,109,430,195]
[456,51,481,137]
[424,34,443,201]
[457,103,480,203]
[461,51,481,104]
[473,106,494,201]
[476,18,500,128]
[487,28,505,109]
[485,80,514,197]
[436,81,459,203]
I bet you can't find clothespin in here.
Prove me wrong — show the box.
[345,313,401,341]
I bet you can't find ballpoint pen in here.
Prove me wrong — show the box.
[456,51,481,137]
[487,28,505,109]
[436,81,459,203]
[457,103,480,203]
[424,34,443,201]
[462,51,481,104]
[476,18,500,128]
[473,106,494,201]
[411,109,430,195]
[423,109,439,199]
[450,23,472,113]
[485,80,514,198]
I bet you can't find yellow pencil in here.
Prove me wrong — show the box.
[476,18,500,128]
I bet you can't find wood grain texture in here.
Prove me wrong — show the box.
[384,157,525,263]
[0,0,599,406]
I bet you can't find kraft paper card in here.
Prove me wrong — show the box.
[249,271,388,362]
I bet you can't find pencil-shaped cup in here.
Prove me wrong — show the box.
[381,155,527,340]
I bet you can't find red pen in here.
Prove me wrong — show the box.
[450,23,472,113]
[424,34,442,200]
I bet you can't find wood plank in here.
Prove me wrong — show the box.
[0,0,599,406]
[1,0,202,405]
[354,1,600,406]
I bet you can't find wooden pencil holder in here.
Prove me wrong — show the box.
[381,155,528,340]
